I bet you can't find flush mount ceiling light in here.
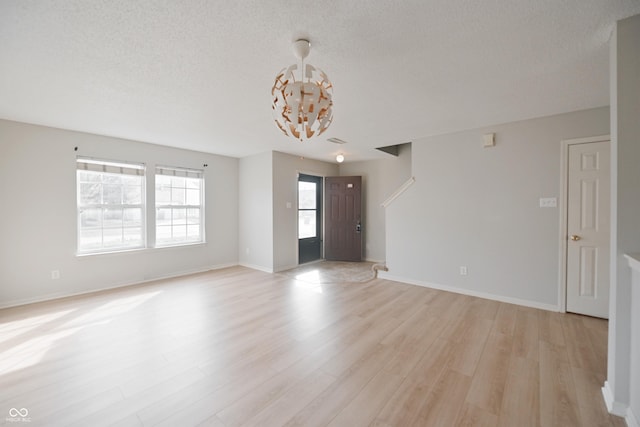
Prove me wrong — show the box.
[336,153,345,163]
[272,39,333,141]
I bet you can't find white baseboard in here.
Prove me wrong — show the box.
[378,272,560,312]
[273,263,299,273]
[628,407,640,427]
[0,263,238,309]
[239,262,274,273]
[601,381,629,417]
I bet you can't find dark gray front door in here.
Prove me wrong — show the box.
[325,176,362,262]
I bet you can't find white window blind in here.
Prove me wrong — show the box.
[76,157,146,254]
[156,166,203,179]
[77,158,145,176]
[155,165,204,247]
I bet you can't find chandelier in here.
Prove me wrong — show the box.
[272,39,333,141]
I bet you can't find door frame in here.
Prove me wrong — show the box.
[558,135,610,313]
[296,171,326,265]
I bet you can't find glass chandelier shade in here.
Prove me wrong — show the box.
[271,40,333,141]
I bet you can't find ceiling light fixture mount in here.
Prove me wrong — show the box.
[272,38,333,141]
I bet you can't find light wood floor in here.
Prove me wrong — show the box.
[0,266,625,427]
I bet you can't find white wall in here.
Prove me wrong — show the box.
[0,119,238,307]
[629,261,640,426]
[272,151,338,272]
[604,13,640,423]
[338,143,412,262]
[237,150,337,273]
[238,151,273,272]
[383,107,609,309]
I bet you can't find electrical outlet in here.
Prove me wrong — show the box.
[51,270,60,280]
[459,266,468,276]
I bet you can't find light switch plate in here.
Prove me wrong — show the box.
[539,197,557,208]
[483,133,495,147]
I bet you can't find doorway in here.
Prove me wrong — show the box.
[325,176,362,261]
[561,136,611,318]
[298,174,323,264]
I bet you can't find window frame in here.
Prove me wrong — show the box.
[76,157,147,255]
[298,179,321,239]
[154,165,205,248]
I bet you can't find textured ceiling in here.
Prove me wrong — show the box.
[1,1,639,162]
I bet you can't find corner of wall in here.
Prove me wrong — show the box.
[602,381,629,417]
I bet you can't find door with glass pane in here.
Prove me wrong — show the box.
[298,174,323,264]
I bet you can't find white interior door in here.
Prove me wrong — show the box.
[566,140,610,318]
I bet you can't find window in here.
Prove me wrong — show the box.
[298,180,318,239]
[77,158,145,254]
[155,166,204,247]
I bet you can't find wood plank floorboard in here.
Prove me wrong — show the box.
[0,266,623,426]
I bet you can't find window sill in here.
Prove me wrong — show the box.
[154,242,206,250]
[76,242,207,258]
[76,247,148,258]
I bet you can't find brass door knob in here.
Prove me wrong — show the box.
[570,235,581,241]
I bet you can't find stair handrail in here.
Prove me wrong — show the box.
[381,176,415,208]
